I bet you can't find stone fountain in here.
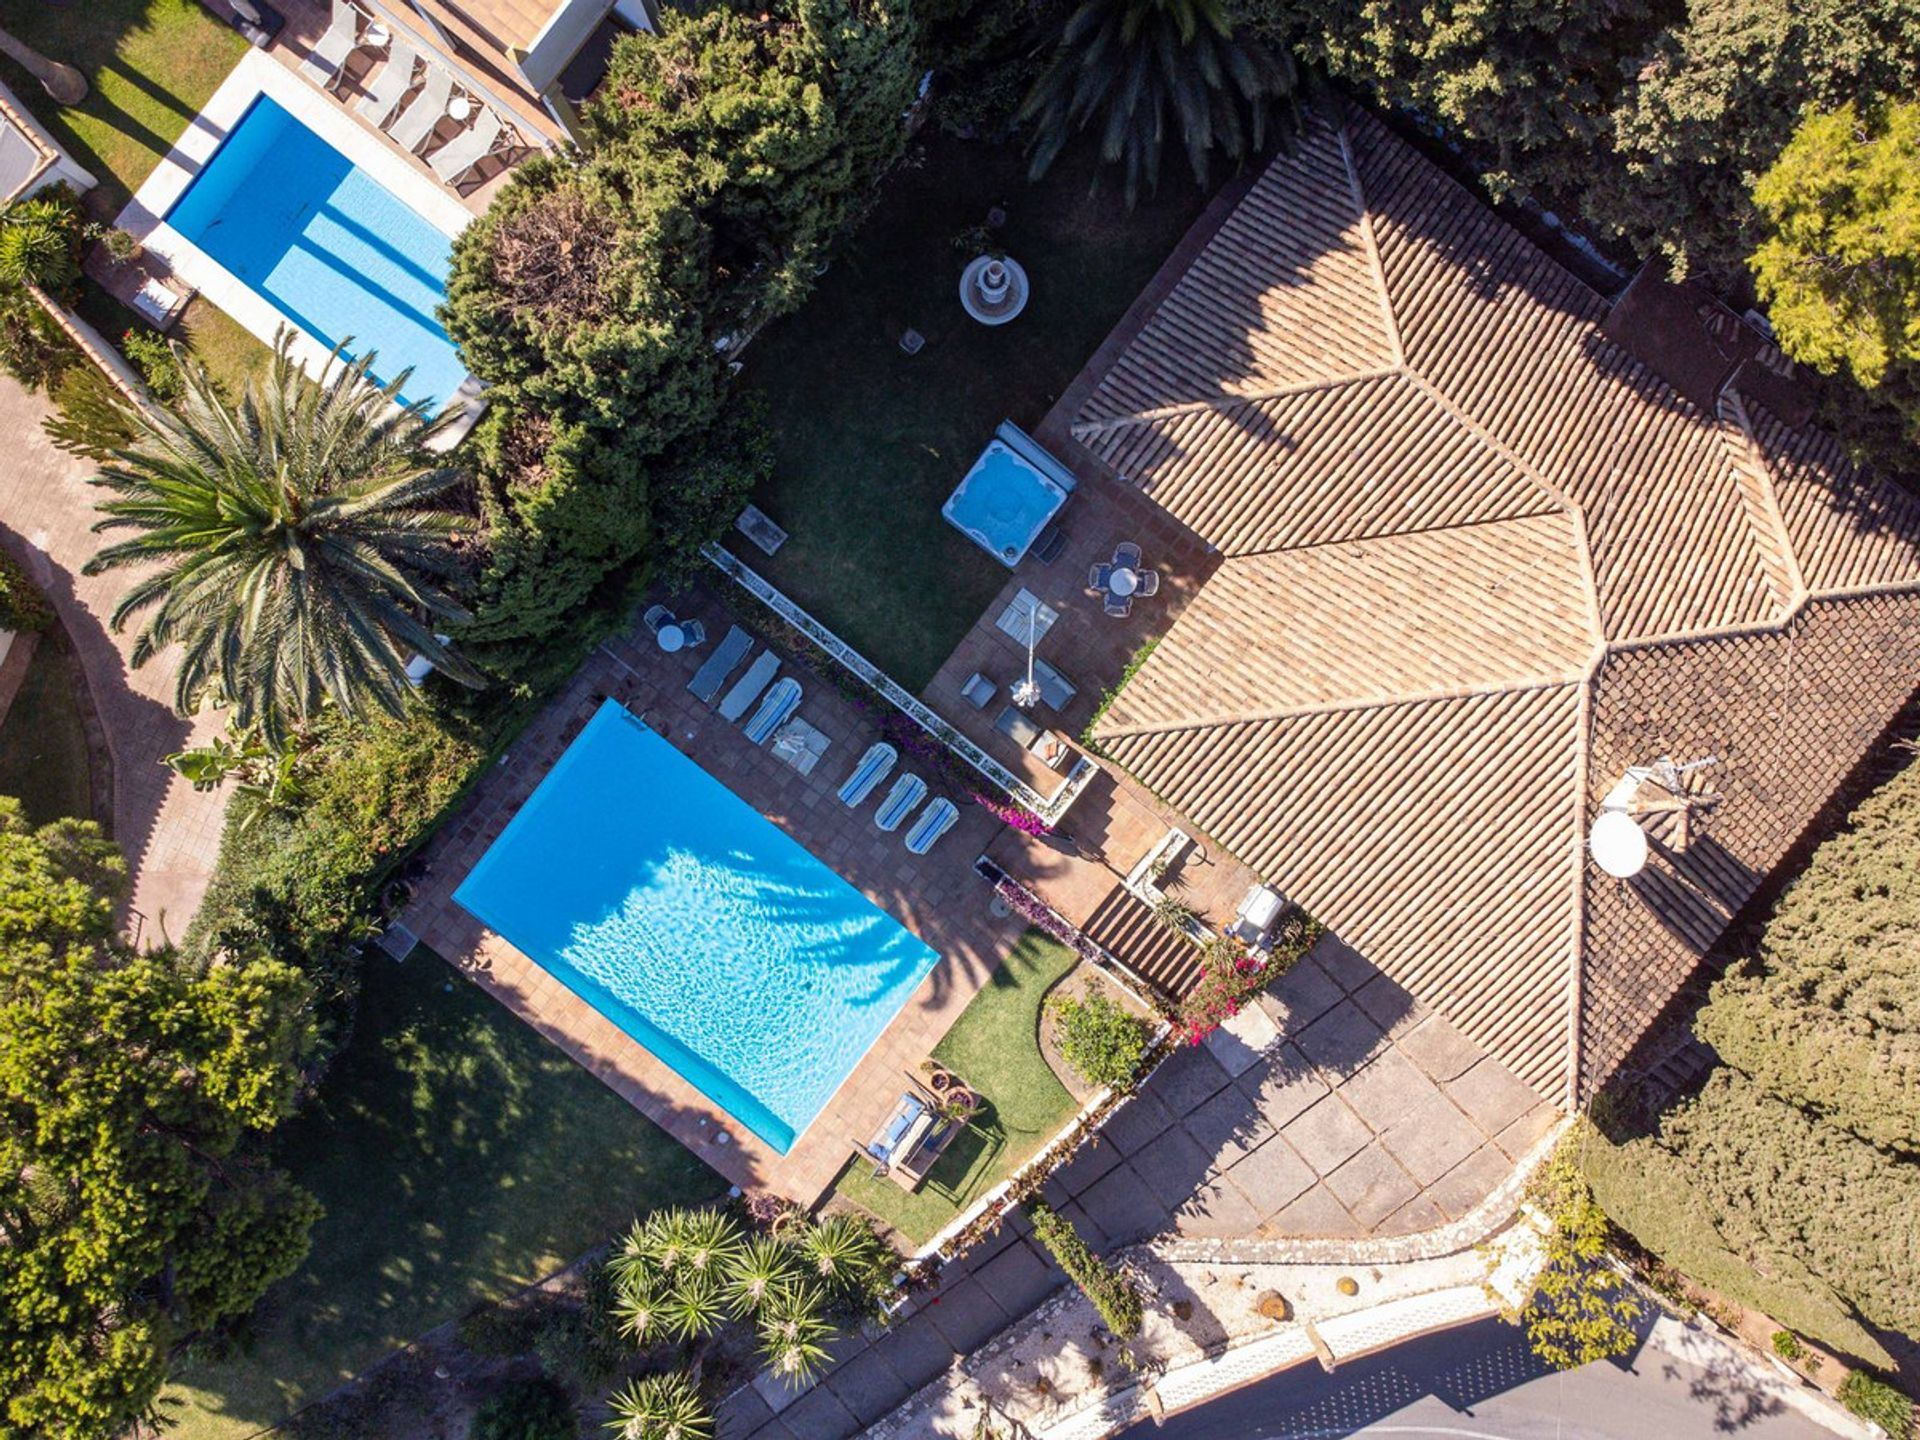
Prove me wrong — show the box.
[959,254,1030,325]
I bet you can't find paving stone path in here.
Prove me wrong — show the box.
[719,936,1557,1440]
[0,376,228,934]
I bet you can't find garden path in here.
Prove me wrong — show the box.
[0,374,229,940]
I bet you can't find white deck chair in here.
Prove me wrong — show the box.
[386,63,455,153]
[299,0,361,90]
[428,108,506,186]
[356,42,421,126]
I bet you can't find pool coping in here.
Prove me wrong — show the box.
[114,47,476,408]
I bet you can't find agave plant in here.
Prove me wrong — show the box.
[756,1283,835,1386]
[1019,0,1300,206]
[605,1372,712,1440]
[725,1234,802,1316]
[84,329,483,746]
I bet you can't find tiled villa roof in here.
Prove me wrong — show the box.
[1076,105,1920,1103]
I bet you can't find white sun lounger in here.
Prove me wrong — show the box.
[299,0,361,90]
[745,678,802,744]
[874,773,926,833]
[837,742,897,807]
[385,62,455,153]
[356,42,420,126]
[717,652,777,720]
[904,798,959,855]
[428,108,506,186]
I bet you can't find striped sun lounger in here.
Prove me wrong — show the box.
[745,678,802,744]
[904,798,959,855]
[837,742,897,807]
[718,652,778,721]
[688,625,752,702]
[874,773,926,832]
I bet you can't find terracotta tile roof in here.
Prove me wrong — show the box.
[1072,100,1920,1105]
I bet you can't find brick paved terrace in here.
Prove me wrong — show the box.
[395,584,1027,1205]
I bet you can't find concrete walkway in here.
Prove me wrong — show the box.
[0,375,228,938]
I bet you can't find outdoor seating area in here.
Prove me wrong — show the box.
[1089,541,1160,619]
[862,1066,979,1191]
[298,0,522,191]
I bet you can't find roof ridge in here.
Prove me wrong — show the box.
[1713,388,1805,614]
[1097,674,1587,744]
[1068,367,1402,443]
[1224,503,1574,561]
[1335,118,1407,371]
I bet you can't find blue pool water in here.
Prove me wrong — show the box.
[166,94,465,408]
[943,437,1074,566]
[453,700,942,1153]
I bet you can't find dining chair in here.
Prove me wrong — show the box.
[1103,591,1132,618]
[1135,570,1161,597]
[1089,563,1113,592]
[1114,541,1143,570]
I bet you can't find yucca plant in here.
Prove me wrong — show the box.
[1019,0,1300,206]
[798,1214,891,1298]
[756,1284,834,1386]
[84,329,482,745]
[725,1234,802,1316]
[605,1372,712,1440]
[0,191,83,291]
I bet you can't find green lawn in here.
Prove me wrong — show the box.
[165,949,722,1440]
[731,133,1220,690]
[0,634,98,827]
[0,0,246,220]
[834,930,1079,1246]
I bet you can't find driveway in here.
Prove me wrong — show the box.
[1132,1315,1850,1440]
[0,374,228,937]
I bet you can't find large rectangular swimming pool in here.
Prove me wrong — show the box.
[453,700,942,1153]
[166,93,465,408]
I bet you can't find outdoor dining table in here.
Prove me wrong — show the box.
[656,623,687,653]
[1107,567,1140,597]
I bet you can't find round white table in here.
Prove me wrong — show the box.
[657,624,686,654]
[447,94,474,123]
[364,21,392,47]
[1108,567,1139,597]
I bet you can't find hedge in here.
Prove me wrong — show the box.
[0,549,53,634]
[1027,1201,1142,1339]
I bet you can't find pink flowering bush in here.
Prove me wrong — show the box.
[1176,916,1323,1043]
[973,792,1052,835]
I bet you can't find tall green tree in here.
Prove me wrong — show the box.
[0,799,318,1438]
[1750,99,1920,392]
[1021,0,1299,206]
[1581,0,1920,283]
[83,331,483,745]
[1696,756,1920,1154]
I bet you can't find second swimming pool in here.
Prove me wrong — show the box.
[165,93,466,408]
[453,700,942,1153]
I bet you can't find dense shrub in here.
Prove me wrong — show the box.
[1176,916,1321,1043]
[186,707,488,1020]
[442,0,916,671]
[1027,1201,1142,1338]
[0,548,53,633]
[1839,1372,1913,1440]
[1695,750,1920,1152]
[470,1376,577,1440]
[117,326,184,401]
[1514,1125,1641,1369]
[1048,991,1150,1090]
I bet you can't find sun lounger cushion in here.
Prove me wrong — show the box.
[718,652,777,720]
[688,626,752,702]
[874,774,927,832]
[745,677,802,744]
[904,798,958,855]
[838,742,897,807]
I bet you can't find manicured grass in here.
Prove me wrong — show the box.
[834,930,1079,1246]
[0,0,246,220]
[165,949,722,1440]
[0,634,97,827]
[731,133,1220,690]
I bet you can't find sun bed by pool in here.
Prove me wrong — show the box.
[904,798,959,855]
[875,773,927,832]
[838,742,897,807]
[689,626,753,702]
[719,652,779,719]
[745,677,803,744]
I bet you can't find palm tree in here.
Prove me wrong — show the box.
[1019,0,1299,206]
[84,331,483,745]
[0,25,86,105]
[605,1373,712,1440]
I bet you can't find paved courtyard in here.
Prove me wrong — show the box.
[719,933,1557,1440]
